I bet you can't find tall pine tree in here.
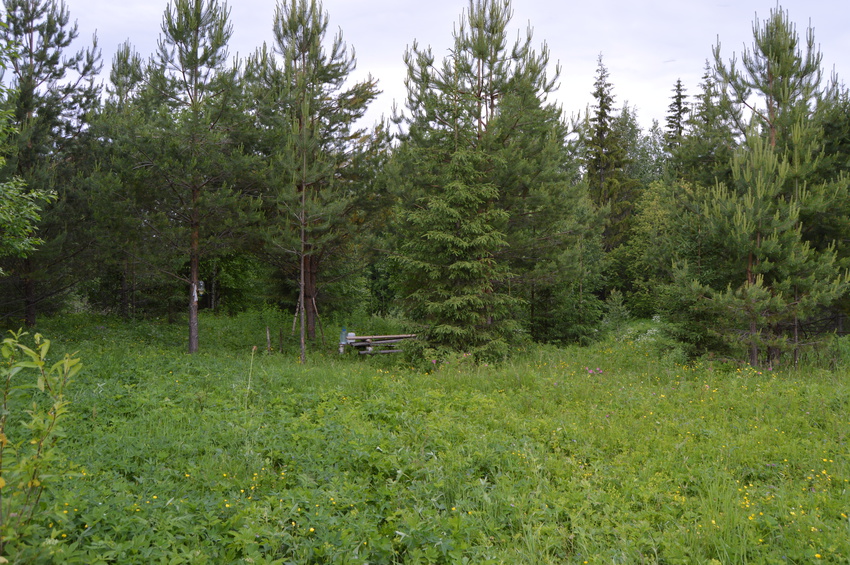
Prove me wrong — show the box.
[244,0,379,362]
[130,0,255,352]
[666,8,849,365]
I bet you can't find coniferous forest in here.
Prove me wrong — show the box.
[2,0,850,368]
[4,2,850,562]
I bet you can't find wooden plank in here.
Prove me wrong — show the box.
[350,339,409,346]
[340,332,416,354]
[347,334,416,340]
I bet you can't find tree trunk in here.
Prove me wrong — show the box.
[23,259,37,327]
[304,253,319,340]
[120,258,130,319]
[188,214,200,354]
[746,251,758,367]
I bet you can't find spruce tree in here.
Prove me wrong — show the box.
[665,78,688,150]
[83,42,153,318]
[583,55,635,251]
[671,61,737,187]
[393,0,602,355]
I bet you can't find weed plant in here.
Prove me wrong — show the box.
[6,312,849,563]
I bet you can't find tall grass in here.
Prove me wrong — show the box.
[6,311,849,563]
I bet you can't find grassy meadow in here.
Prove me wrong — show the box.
[2,312,849,563]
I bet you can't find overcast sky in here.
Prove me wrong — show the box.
[68,0,850,130]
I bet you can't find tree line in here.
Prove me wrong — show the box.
[2,0,849,367]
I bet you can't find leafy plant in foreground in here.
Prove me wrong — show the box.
[0,330,81,559]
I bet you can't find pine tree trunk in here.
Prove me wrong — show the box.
[188,211,200,354]
[304,253,318,340]
[747,251,758,367]
[23,259,37,327]
[120,258,130,319]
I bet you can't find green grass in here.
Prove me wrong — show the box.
[5,312,849,563]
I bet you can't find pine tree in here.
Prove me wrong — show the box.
[131,0,255,353]
[714,7,821,150]
[677,132,846,366]
[662,9,850,365]
[244,0,379,362]
[713,6,850,326]
[0,0,101,324]
[0,39,54,275]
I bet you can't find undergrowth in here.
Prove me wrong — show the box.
[2,311,848,563]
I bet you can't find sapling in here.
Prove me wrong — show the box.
[0,330,81,557]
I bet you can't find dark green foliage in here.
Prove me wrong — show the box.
[665,78,689,150]
[394,147,517,359]
[115,0,260,352]
[392,0,603,354]
[670,133,847,366]
[0,43,55,275]
[583,56,639,251]
[0,0,101,325]
[670,62,737,187]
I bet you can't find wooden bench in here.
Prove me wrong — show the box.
[338,329,417,355]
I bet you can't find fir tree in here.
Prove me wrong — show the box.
[583,55,635,251]
[665,78,689,150]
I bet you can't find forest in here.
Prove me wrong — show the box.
[3,0,850,368]
[3,2,850,562]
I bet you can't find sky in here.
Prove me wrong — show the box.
[66,0,850,130]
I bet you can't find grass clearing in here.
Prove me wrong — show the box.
[4,312,849,563]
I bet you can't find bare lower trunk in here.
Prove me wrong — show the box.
[747,252,758,367]
[120,258,130,319]
[749,320,758,367]
[23,259,36,327]
[188,215,200,354]
[304,254,318,340]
